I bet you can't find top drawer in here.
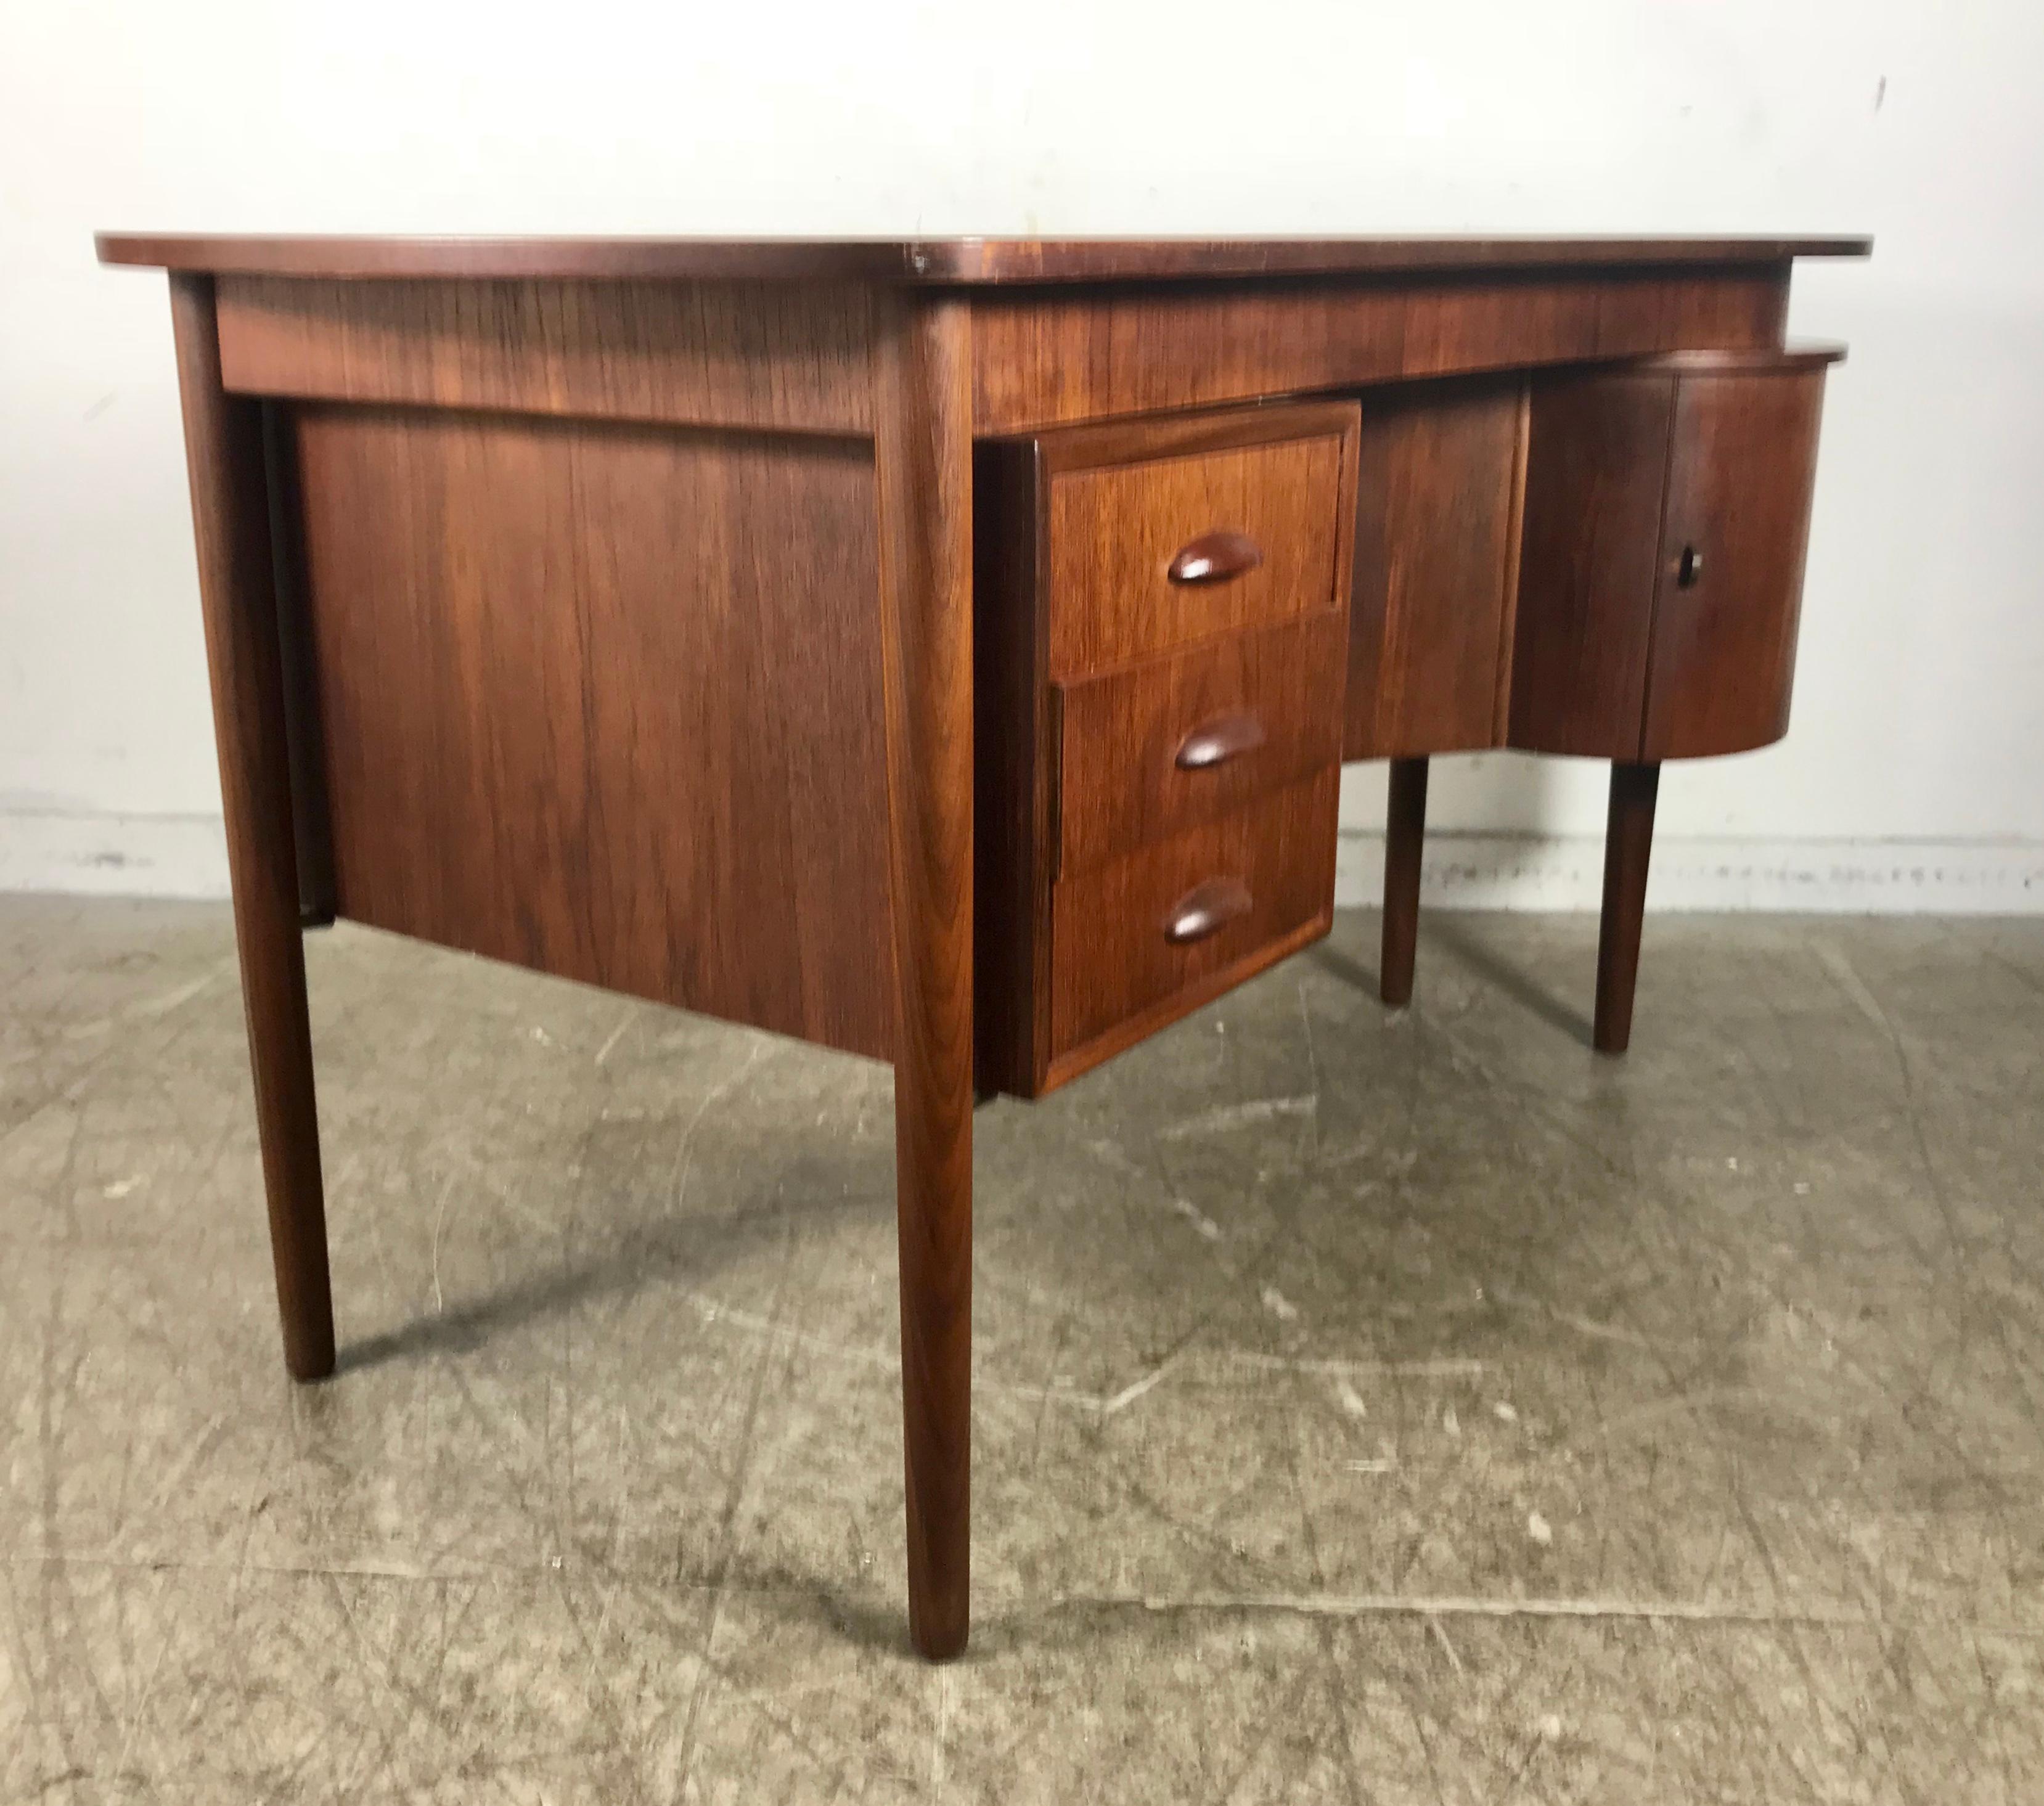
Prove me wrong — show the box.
[1042,403,1359,676]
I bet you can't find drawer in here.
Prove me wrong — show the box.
[973,401,1357,1100]
[1049,769,1339,1076]
[1044,406,1357,676]
[1055,611,1347,876]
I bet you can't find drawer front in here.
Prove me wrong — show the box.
[1046,428,1348,675]
[1642,368,1826,759]
[1050,769,1338,1069]
[1055,611,1348,875]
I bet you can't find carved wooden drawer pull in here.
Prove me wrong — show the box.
[1163,876,1253,946]
[1174,709,1268,771]
[1167,530,1263,586]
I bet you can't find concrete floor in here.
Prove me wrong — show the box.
[2,896,2042,1803]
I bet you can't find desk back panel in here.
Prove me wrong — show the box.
[283,404,898,1060]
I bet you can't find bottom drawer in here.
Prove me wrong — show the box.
[1049,768,1339,1079]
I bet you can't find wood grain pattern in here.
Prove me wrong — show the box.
[216,276,875,433]
[109,233,1868,1668]
[1508,372,1677,758]
[1047,431,1346,674]
[289,405,897,1060]
[1346,377,1529,758]
[1596,762,1659,1054]
[1055,610,1347,875]
[872,293,977,1662]
[168,276,335,1382]
[1049,770,1338,1071]
[1042,913,1333,1094]
[970,267,1790,430]
[100,232,1870,284]
[1507,353,1835,762]
[973,401,1356,1097]
[1641,368,1828,759]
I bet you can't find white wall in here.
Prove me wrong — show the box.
[4,0,2041,909]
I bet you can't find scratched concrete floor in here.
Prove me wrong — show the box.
[3,896,2042,1803]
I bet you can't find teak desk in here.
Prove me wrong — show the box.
[98,232,1868,1657]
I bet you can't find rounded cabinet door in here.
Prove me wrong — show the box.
[1641,356,1833,759]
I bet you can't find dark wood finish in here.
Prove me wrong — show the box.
[1346,377,1529,758]
[1508,372,1677,758]
[1050,771,1339,1076]
[1055,611,1347,875]
[105,232,1866,1663]
[970,266,1793,430]
[168,276,334,1382]
[1493,385,1533,736]
[1595,762,1660,1054]
[972,437,1053,1098]
[258,404,337,926]
[1044,409,1353,674]
[1052,915,1336,1093]
[1508,349,1838,762]
[1641,367,1828,758]
[101,232,1869,284]
[873,294,977,1662]
[1380,757,1429,1009]
[1627,345,1847,375]
[289,405,897,1060]
[215,276,875,434]
[975,401,1357,1097]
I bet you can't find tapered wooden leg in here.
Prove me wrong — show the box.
[1381,756,1429,1008]
[1595,762,1660,1056]
[169,275,334,1381]
[873,295,975,1660]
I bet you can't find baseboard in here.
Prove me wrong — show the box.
[1336,830,2044,913]
[4,809,2041,915]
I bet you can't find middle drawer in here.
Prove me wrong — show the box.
[1053,610,1348,876]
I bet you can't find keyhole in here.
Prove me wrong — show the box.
[1677,544,1704,589]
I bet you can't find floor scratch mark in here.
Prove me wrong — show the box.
[429,1173,456,1314]
[1426,1611,1466,1680]
[1156,1095,1317,1140]
[1069,1590,1881,1627]
[593,1011,634,1066]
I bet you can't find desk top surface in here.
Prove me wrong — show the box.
[96,233,1871,285]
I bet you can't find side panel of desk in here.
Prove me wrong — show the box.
[216,277,900,1060]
